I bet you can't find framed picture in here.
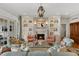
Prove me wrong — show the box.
[54,20,58,23]
[29,28,32,31]
[50,24,54,27]
[50,32,53,35]
[53,28,57,31]
[29,20,32,23]
[24,24,28,27]
[50,20,54,22]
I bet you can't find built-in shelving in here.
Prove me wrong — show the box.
[0,18,15,45]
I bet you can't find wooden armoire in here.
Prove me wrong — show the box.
[70,22,79,44]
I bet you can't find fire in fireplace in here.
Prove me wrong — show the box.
[37,34,45,40]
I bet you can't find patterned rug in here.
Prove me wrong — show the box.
[28,40,53,48]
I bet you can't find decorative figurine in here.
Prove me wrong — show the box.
[37,6,45,17]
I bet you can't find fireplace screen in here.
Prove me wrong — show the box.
[37,34,45,40]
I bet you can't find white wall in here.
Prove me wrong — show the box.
[70,19,79,23]
[0,9,18,20]
[60,16,70,38]
[70,14,79,23]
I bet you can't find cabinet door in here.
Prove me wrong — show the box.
[78,23,79,36]
[70,22,79,44]
[70,24,73,38]
[75,23,78,35]
[77,23,79,43]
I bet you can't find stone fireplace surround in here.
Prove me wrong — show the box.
[34,26,48,40]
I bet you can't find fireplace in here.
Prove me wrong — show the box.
[37,34,45,40]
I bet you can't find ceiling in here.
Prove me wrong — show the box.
[0,3,79,17]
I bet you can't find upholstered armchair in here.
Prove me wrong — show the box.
[9,37,23,45]
[48,47,77,56]
[27,35,33,42]
[62,37,74,47]
[47,35,55,45]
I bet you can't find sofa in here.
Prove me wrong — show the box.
[28,51,50,56]
[0,51,28,56]
[0,50,77,56]
[47,47,77,56]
